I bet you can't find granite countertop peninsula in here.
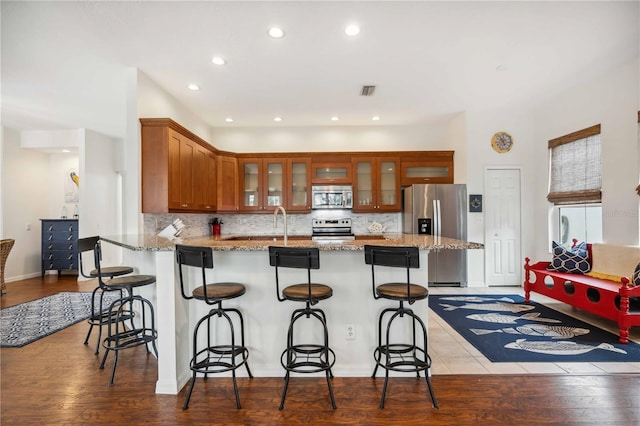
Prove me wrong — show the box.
[101,233,484,252]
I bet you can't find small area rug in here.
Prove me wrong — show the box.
[1,291,119,348]
[428,294,640,362]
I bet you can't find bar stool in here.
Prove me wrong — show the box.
[268,246,336,410]
[93,240,158,385]
[175,244,252,410]
[78,236,134,354]
[364,245,438,409]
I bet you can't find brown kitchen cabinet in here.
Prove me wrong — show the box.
[141,118,216,213]
[238,157,287,212]
[287,158,311,212]
[400,159,454,185]
[311,163,352,184]
[193,145,217,211]
[352,157,401,212]
[216,154,238,212]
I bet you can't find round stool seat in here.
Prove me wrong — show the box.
[193,282,246,301]
[283,283,333,302]
[106,274,156,289]
[89,266,134,278]
[376,283,428,300]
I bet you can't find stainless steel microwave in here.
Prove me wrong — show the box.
[311,185,353,209]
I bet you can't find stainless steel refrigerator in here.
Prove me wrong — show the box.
[402,184,468,287]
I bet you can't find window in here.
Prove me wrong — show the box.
[557,205,602,248]
[548,124,601,204]
[548,125,602,246]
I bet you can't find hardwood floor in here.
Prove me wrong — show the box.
[1,276,639,425]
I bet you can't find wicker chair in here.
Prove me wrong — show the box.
[1,239,15,294]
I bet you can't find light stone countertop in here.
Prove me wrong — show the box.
[100,233,484,252]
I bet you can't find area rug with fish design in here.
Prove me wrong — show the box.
[428,294,640,362]
[0,291,120,348]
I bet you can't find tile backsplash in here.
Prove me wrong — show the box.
[144,210,402,238]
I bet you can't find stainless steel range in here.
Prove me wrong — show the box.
[311,218,355,241]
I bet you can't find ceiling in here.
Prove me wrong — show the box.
[2,1,638,139]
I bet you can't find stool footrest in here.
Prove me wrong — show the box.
[191,345,250,374]
[281,345,336,374]
[374,344,431,373]
[103,328,157,351]
[88,309,134,326]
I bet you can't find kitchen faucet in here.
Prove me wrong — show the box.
[273,205,288,245]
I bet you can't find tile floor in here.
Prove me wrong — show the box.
[427,286,640,375]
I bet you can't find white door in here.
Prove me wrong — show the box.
[485,168,521,286]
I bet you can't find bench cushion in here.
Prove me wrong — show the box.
[586,244,640,285]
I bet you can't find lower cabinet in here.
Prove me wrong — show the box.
[41,219,78,277]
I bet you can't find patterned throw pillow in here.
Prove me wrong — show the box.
[547,241,591,274]
[633,262,640,287]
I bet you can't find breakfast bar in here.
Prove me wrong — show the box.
[101,233,483,395]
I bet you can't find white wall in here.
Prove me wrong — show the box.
[1,127,50,280]
[137,71,213,145]
[533,58,640,258]
[210,118,453,153]
[462,107,536,286]
[47,154,79,219]
[79,129,122,273]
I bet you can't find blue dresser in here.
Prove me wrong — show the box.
[41,219,78,277]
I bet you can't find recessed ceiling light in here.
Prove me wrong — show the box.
[212,56,226,65]
[225,118,234,123]
[274,117,282,122]
[496,64,508,72]
[331,116,339,121]
[188,84,200,91]
[345,24,360,36]
[268,27,285,38]
[62,149,71,153]
[372,116,380,121]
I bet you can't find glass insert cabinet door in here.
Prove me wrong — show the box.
[266,161,284,208]
[354,158,399,210]
[290,161,308,209]
[356,161,373,207]
[379,160,397,207]
[242,161,260,207]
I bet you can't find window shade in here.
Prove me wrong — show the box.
[547,125,601,204]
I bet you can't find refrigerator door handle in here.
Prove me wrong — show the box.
[432,200,438,236]
[436,199,442,237]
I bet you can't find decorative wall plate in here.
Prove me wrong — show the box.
[491,131,513,153]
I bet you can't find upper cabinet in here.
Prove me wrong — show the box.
[311,163,352,184]
[141,118,217,213]
[238,158,286,212]
[237,157,311,212]
[353,157,401,212]
[216,154,238,212]
[193,145,217,211]
[400,152,454,185]
[287,158,311,212]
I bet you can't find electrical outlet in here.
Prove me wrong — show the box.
[345,323,356,340]
[25,223,31,231]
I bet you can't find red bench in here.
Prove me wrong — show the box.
[524,244,640,344]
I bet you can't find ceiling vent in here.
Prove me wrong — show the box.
[360,85,376,96]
